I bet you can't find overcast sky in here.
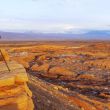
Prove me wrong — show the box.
[0,0,110,32]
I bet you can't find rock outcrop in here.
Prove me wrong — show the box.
[0,61,34,110]
[31,63,49,73]
[77,74,97,80]
[48,66,74,76]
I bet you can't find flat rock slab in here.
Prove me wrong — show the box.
[0,61,28,87]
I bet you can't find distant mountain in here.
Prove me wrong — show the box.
[0,30,110,41]
[82,30,110,40]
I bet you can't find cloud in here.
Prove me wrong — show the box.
[0,18,77,32]
[0,17,110,33]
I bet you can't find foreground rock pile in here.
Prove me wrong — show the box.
[0,61,34,110]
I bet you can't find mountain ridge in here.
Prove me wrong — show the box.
[0,30,110,41]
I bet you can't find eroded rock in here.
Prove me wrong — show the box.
[0,61,34,110]
[48,66,75,76]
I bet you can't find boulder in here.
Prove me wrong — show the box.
[31,63,49,73]
[77,74,97,80]
[49,66,74,76]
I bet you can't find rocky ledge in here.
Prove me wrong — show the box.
[0,61,34,110]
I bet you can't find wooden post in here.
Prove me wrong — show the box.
[0,49,10,72]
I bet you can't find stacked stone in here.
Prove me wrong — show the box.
[0,61,34,110]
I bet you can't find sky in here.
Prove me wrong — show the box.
[0,0,110,33]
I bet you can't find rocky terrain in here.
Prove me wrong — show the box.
[0,41,110,110]
[0,50,34,110]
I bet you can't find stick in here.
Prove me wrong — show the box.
[0,50,10,72]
